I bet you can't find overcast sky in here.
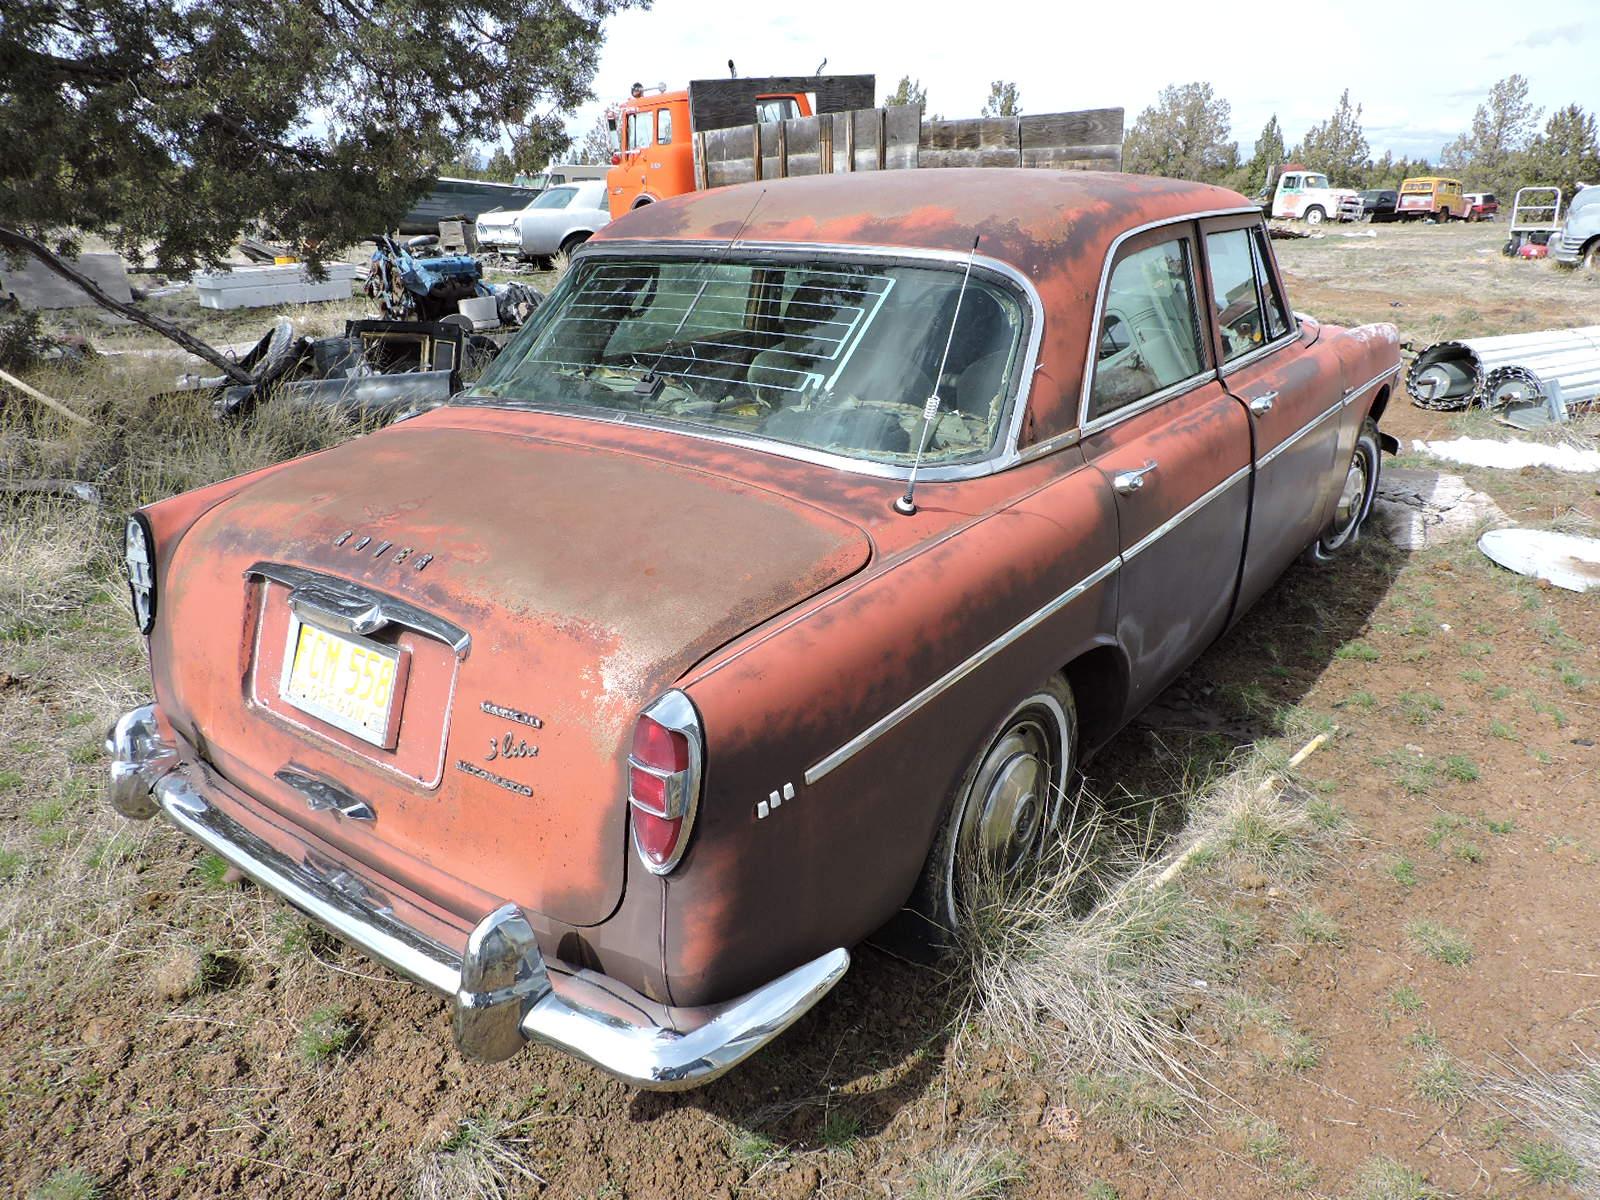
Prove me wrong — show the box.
[562,0,1596,168]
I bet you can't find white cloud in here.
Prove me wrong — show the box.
[554,0,1598,169]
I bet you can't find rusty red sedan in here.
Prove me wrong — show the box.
[108,170,1400,1088]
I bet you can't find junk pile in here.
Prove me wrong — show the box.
[1406,325,1600,426]
[365,234,541,329]
[188,315,516,421]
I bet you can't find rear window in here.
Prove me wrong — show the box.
[531,187,577,210]
[468,253,1029,467]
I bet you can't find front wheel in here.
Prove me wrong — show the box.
[1584,242,1600,273]
[913,675,1079,936]
[1304,418,1382,564]
[1304,206,1326,226]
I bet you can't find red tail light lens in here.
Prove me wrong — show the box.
[610,152,621,165]
[627,692,702,875]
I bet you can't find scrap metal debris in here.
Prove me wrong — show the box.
[1411,437,1600,474]
[1406,325,1600,412]
[1478,528,1600,592]
[1374,468,1508,551]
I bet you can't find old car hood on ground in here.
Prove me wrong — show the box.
[153,415,872,928]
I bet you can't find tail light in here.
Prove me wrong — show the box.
[610,152,621,165]
[627,691,702,875]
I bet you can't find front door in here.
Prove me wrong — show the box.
[1200,219,1345,614]
[1078,223,1254,711]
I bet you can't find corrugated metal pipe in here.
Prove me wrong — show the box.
[1407,325,1600,409]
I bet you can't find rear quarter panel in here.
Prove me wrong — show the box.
[665,457,1121,1006]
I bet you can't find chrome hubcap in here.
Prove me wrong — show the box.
[966,720,1053,875]
[1334,455,1368,534]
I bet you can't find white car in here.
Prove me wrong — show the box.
[476,180,612,260]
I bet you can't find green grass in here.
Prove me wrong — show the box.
[1306,798,1348,831]
[1388,857,1420,887]
[730,1129,783,1166]
[30,1170,100,1200]
[1412,1048,1469,1108]
[1425,812,1466,848]
[1451,840,1484,864]
[1512,1139,1581,1186]
[196,853,232,888]
[1398,691,1445,725]
[1335,640,1381,662]
[1488,719,1516,740]
[1290,907,1342,946]
[0,847,22,883]
[1338,689,1377,709]
[1408,920,1473,966]
[1388,985,1425,1017]
[1443,755,1480,783]
[1209,907,1262,959]
[1483,816,1515,835]
[1280,1031,1321,1073]
[818,1106,862,1150]
[1350,1156,1438,1200]
[297,1007,359,1064]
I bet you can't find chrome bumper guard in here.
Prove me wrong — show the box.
[106,703,849,1089]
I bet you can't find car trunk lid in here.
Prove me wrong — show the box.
[155,419,871,926]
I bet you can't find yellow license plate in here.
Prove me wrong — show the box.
[281,619,401,746]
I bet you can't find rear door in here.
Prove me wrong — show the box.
[1079,222,1253,710]
[1200,217,1344,613]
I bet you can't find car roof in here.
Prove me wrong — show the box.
[591,169,1253,278]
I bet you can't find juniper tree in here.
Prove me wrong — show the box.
[0,0,637,373]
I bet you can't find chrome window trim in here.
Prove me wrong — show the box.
[1076,206,1264,435]
[465,239,1046,484]
[1080,368,1215,438]
[1258,397,1344,468]
[804,556,1121,785]
[1217,329,1299,377]
[1121,464,1252,561]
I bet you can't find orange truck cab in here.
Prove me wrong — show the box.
[604,75,875,218]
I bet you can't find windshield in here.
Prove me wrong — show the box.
[465,253,1027,467]
[532,187,577,210]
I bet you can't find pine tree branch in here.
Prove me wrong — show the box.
[0,226,253,385]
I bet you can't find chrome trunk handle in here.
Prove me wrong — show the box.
[1112,461,1159,494]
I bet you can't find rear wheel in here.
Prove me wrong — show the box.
[912,675,1079,937]
[1584,241,1600,273]
[558,231,591,258]
[1304,206,1326,226]
[1304,418,1382,564]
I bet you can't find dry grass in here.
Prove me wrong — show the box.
[412,1118,549,1200]
[950,751,1331,1096]
[1486,1047,1600,1193]
[906,1145,1025,1200]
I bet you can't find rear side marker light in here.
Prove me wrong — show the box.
[627,691,702,875]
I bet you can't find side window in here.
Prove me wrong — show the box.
[1250,229,1291,340]
[657,108,673,144]
[1089,238,1205,420]
[624,112,642,151]
[1204,229,1264,362]
[1282,174,1301,193]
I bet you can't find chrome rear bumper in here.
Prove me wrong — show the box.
[106,703,849,1089]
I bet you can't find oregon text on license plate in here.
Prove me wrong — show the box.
[281,620,401,746]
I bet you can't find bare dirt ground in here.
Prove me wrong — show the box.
[2,218,1599,1200]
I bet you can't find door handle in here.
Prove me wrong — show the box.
[1112,461,1158,494]
[1249,391,1278,416]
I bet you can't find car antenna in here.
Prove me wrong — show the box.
[633,188,767,401]
[894,235,980,516]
